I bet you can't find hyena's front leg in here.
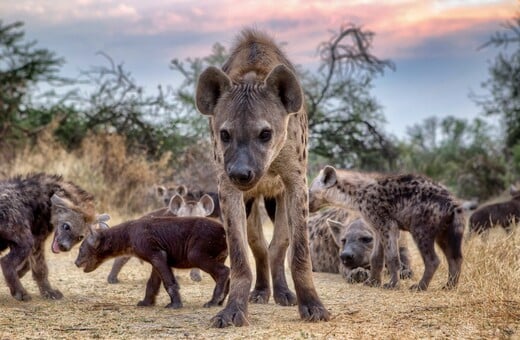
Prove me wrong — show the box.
[365,234,384,287]
[284,178,330,322]
[29,239,63,299]
[270,193,296,306]
[211,183,252,328]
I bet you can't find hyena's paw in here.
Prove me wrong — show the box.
[13,290,31,302]
[249,288,270,304]
[298,299,331,322]
[210,305,249,328]
[382,281,400,290]
[107,275,119,284]
[165,301,183,309]
[400,268,413,280]
[409,282,428,291]
[273,288,297,306]
[137,300,154,307]
[345,268,370,283]
[190,269,202,282]
[363,277,381,287]
[41,288,63,300]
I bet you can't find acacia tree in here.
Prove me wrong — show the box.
[303,24,396,170]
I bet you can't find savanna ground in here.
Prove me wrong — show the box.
[1,132,519,339]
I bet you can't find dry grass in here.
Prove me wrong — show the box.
[1,133,519,339]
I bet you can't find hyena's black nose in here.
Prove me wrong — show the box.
[340,252,354,263]
[228,165,254,186]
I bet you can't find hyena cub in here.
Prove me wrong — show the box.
[309,207,412,283]
[309,166,464,291]
[0,173,99,301]
[107,193,215,284]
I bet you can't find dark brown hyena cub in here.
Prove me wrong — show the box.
[310,166,464,291]
[76,216,230,309]
[0,173,98,301]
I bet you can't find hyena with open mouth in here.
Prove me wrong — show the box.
[0,173,99,301]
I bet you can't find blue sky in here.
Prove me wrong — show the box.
[1,0,516,138]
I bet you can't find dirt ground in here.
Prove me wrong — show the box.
[0,225,519,340]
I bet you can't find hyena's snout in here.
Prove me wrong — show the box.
[227,163,255,187]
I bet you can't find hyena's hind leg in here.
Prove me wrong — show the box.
[1,229,34,301]
[409,231,439,291]
[269,194,296,306]
[246,197,271,304]
[436,215,464,289]
[107,256,131,284]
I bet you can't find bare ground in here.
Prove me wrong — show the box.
[0,227,519,340]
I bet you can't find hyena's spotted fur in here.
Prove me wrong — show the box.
[309,167,464,291]
[0,173,97,301]
[196,28,329,327]
[308,207,412,283]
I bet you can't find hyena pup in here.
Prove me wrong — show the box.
[0,173,98,301]
[469,185,520,236]
[106,193,215,283]
[309,207,412,283]
[309,166,465,291]
[196,28,329,326]
[76,216,229,309]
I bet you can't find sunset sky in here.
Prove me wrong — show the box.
[1,0,517,137]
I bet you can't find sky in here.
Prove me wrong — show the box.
[1,0,517,138]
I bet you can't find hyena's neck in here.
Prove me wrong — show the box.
[98,227,133,259]
[334,180,367,211]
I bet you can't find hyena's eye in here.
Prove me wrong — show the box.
[259,129,272,143]
[61,223,71,231]
[220,130,231,143]
[360,236,373,244]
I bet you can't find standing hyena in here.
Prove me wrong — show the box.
[195,28,330,327]
[107,193,215,284]
[0,173,98,301]
[308,207,412,283]
[309,166,465,291]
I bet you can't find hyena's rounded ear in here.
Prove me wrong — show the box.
[51,194,74,209]
[176,185,188,197]
[168,194,185,215]
[155,185,167,197]
[325,219,344,246]
[196,66,232,116]
[199,194,215,217]
[265,64,303,114]
[95,214,111,229]
[321,166,338,188]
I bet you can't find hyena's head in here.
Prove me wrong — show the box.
[327,218,373,270]
[309,166,341,212]
[168,193,215,217]
[196,65,303,191]
[74,219,110,273]
[50,194,102,253]
[155,184,187,206]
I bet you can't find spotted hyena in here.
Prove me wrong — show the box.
[469,186,520,236]
[0,173,98,301]
[196,28,329,327]
[308,207,412,283]
[309,166,464,291]
[106,193,216,284]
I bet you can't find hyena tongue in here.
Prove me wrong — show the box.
[51,234,61,254]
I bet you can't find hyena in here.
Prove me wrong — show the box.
[107,193,215,284]
[76,216,229,309]
[309,207,412,283]
[0,173,98,301]
[309,166,465,291]
[196,28,330,327]
[469,186,520,235]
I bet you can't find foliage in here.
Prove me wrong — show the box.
[397,116,506,200]
[475,13,520,179]
[0,20,70,157]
